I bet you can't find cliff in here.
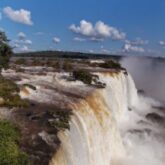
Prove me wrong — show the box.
[2,66,165,165]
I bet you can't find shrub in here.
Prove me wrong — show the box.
[0,120,30,165]
[15,58,26,65]
[48,109,72,130]
[72,70,93,84]
[49,61,60,69]
[0,77,19,99]
[63,60,73,71]
[5,94,29,108]
[15,68,25,73]
[99,60,122,69]
[0,77,29,108]
[47,60,73,71]
[31,59,43,66]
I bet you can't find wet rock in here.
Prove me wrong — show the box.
[10,99,70,164]
[146,113,165,124]
[137,120,150,125]
[38,131,58,148]
[128,107,132,111]
[30,116,40,121]
[138,89,145,94]
[123,70,128,75]
[94,81,106,88]
[152,106,165,111]
[30,102,36,107]
[26,112,33,117]
[29,114,43,121]
[48,118,70,130]
[129,128,152,135]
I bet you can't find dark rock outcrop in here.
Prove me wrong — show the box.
[145,113,165,124]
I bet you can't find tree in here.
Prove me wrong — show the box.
[0,31,12,72]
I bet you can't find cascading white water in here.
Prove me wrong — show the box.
[50,71,165,165]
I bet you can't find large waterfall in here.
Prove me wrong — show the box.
[50,71,165,165]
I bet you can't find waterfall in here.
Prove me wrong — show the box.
[50,71,138,165]
[50,71,165,165]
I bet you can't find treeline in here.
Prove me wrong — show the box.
[14,50,122,60]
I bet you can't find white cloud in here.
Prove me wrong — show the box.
[17,32,32,45]
[101,49,110,54]
[35,32,44,35]
[18,45,32,52]
[14,39,32,45]
[13,32,32,49]
[0,27,4,31]
[69,20,126,41]
[100,45,111,54]
[125,38,149,46]
[3,6,33,25]
[18,32,26,39]
[101,45,104,49]
[89,50,94,53]
[21,45,29,51]
[159,41,165,47]
[24,39,32,45]
[123,43,145,53]
[13,45,30,52]
[95,21,126,40]
[122,38,148,53]
[53,37,60,44]
[90,37,104,42]
[14,43,20,48]
[70,20,94,36]
[73,37,86,42]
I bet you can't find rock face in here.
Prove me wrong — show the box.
[2,67,126,165]
[11,99,74,165]
[2,68,94,165]
[2,66,165,165]
[1,66,137,165]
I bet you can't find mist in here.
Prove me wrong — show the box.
[117,59,165,165]
[120,56,165,103]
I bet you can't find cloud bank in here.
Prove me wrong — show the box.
[123,43,145,53]
[122,38,148,53]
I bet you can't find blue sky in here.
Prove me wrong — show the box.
[0,0,165,56]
